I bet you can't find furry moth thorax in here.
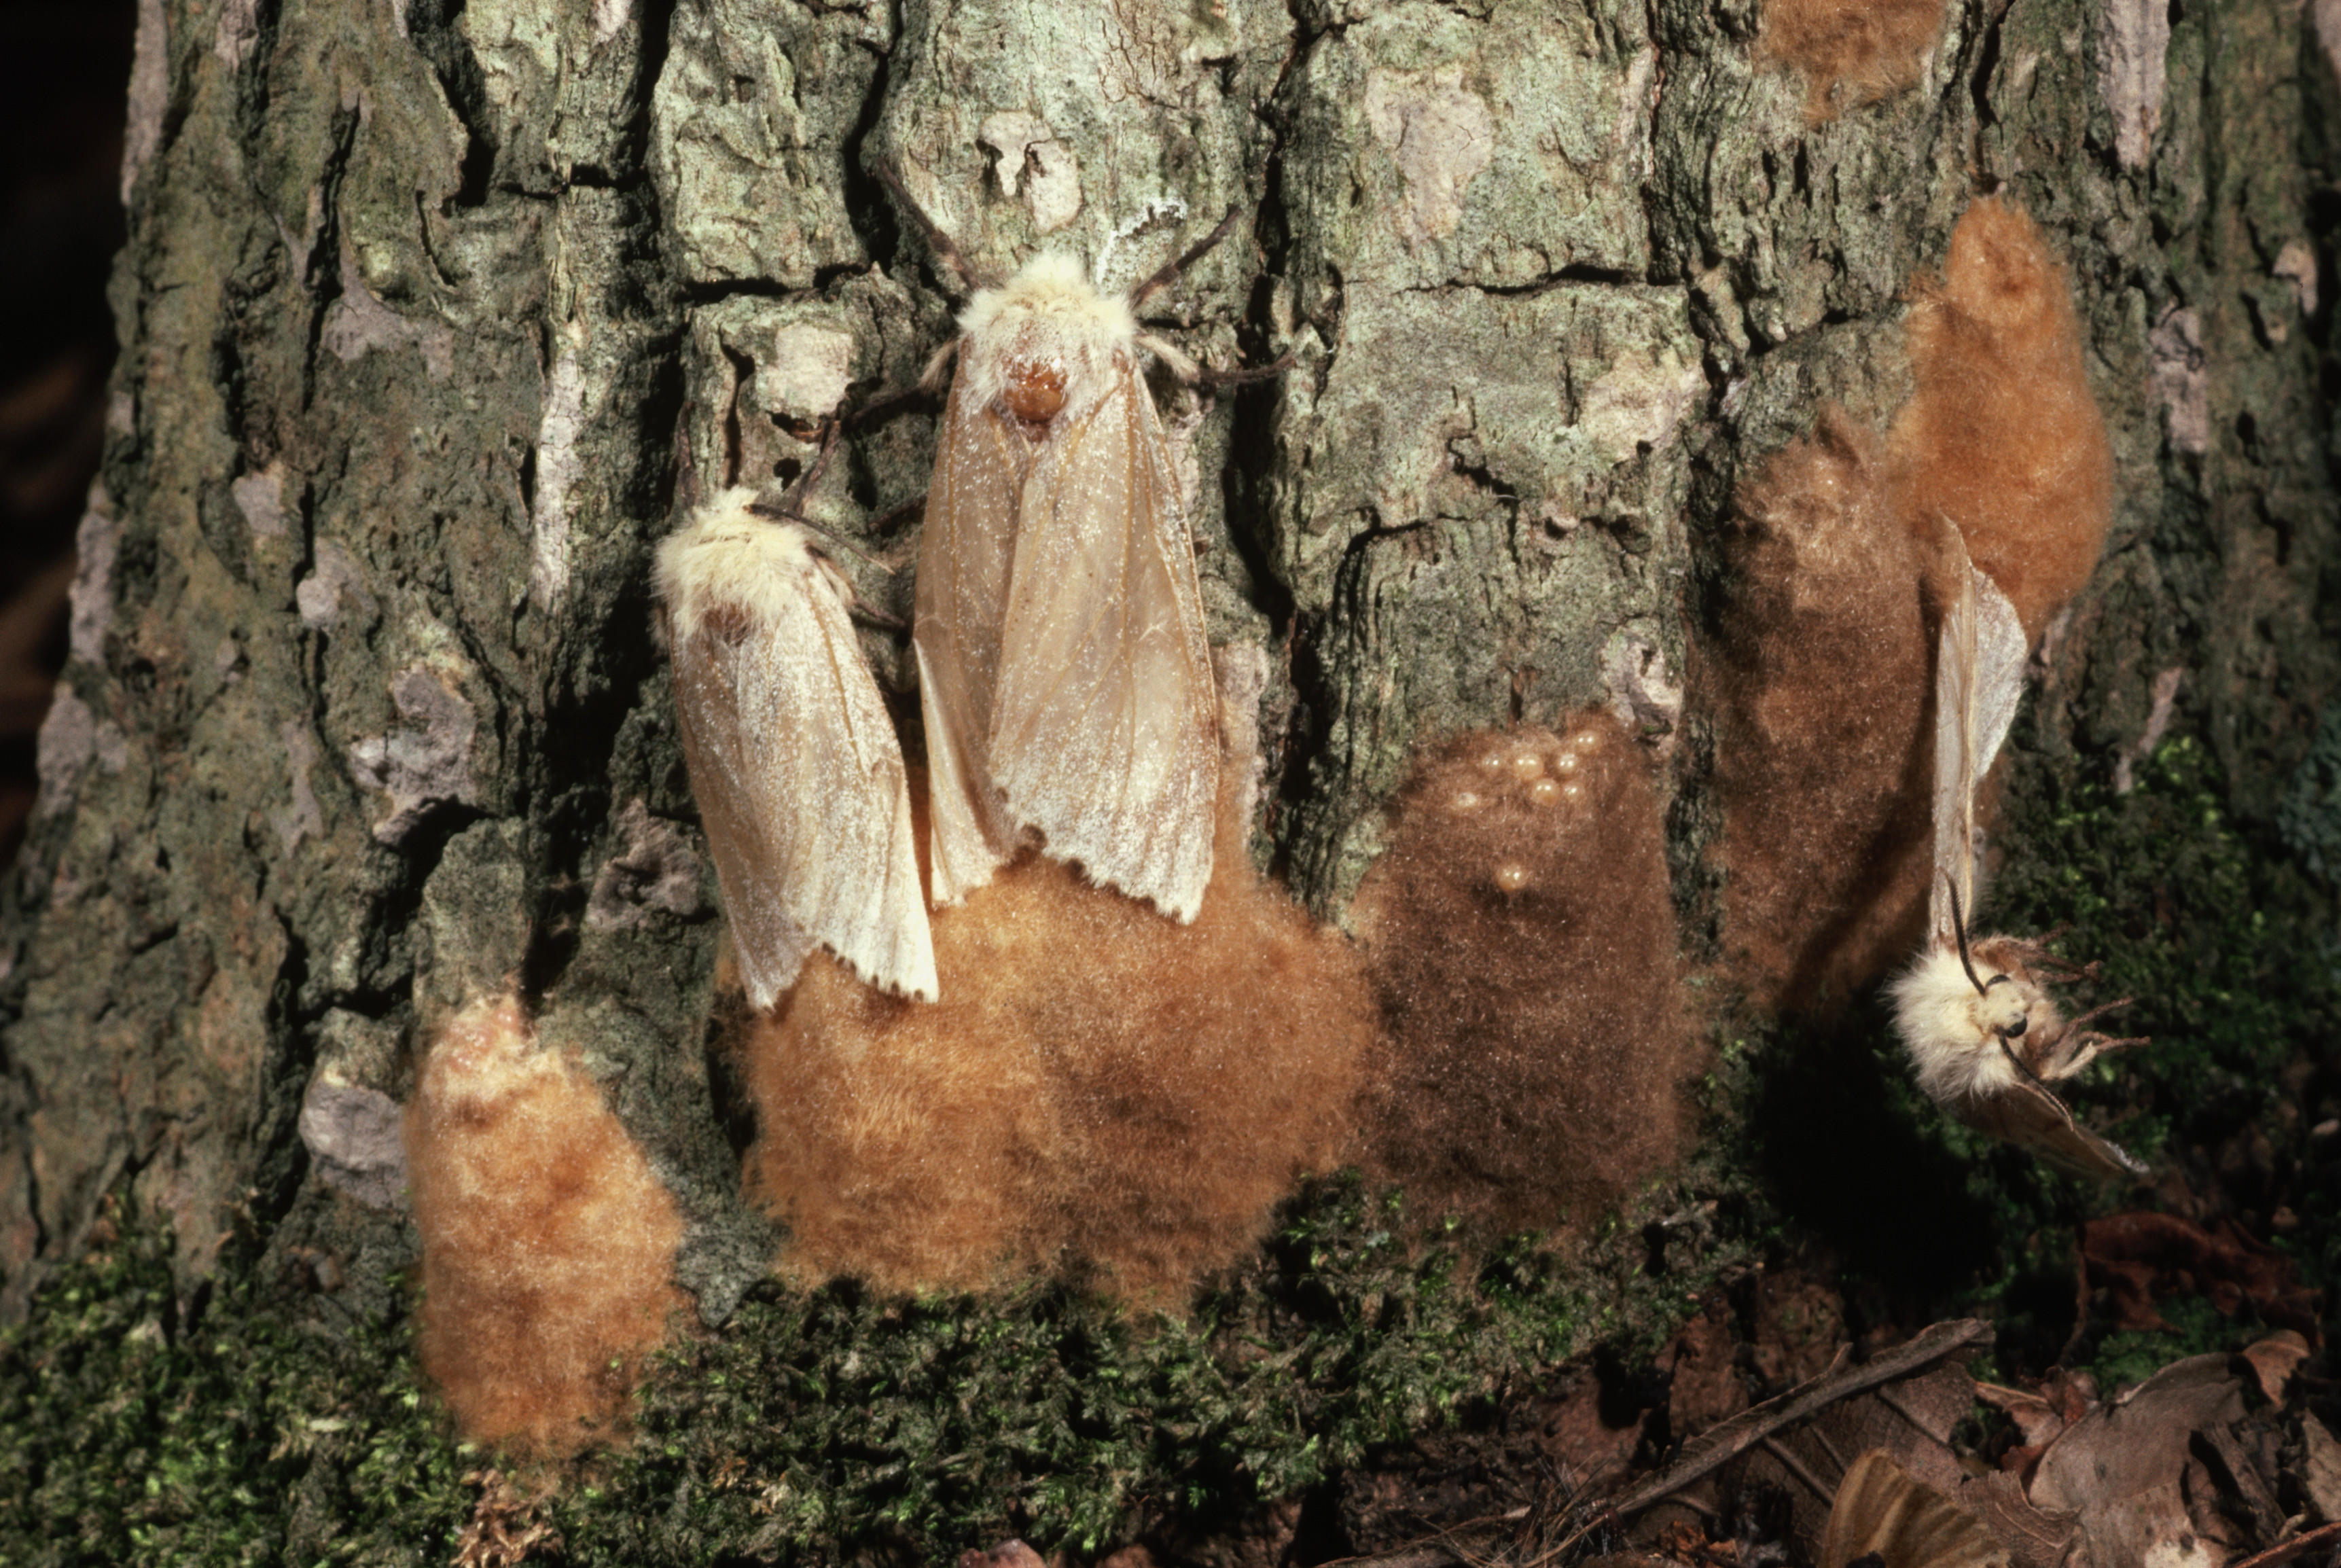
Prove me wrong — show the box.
[1889,942,2054,1103]
[954,255,1155,431]
[653,488,853,647]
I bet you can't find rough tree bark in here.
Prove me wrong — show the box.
[1,0,2333,1493]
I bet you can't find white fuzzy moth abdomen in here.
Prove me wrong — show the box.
[915,253,1220,922]
[656,489,938,1008]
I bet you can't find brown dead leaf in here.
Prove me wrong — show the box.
[2241,1330,2312,1402]
[1976,1368,2096,1475]
[2027,1353,2249,1568]
[2300,1414,2341,1525]
[1664,1303,1748,1442]
[2081,1213,2321,1344]
[960,1543,1048,1568]
[452,1469,560,1568]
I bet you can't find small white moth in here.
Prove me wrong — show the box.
[910,224,1225,923]
[1889,522,2146,1181]
[655,488,938,1007]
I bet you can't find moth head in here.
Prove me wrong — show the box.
[1948,889,2044,1044]
[959,254,1141,433]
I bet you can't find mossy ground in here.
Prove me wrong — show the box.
[3,736,2331,1566]
[0,1171,1751,1567]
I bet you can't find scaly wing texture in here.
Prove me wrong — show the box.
[990,366,1219,920]
[1822,1450,2006,1568]
[1927,525,2028,948]
[670,532,936,1006]
[1959,1077,2148,1183]
[914,374,1029,907]
[1927,536,1982,948]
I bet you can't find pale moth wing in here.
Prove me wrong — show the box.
[658,490,939,1008]
[988,359,1219,921]
[914,370,1026,906]
[1925,524,2029,948]
[914,253,1220,921]
[1820,1449,2005,1568]
[1891,521,2144,1182]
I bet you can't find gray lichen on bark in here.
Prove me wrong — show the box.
[0,0,2334,1355]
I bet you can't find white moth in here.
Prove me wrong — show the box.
[1889,524,2146,1181]
[914,251,1221,922]
[655,488,938,1008]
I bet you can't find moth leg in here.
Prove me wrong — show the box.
[1192,350,1298,389]
[1134,332,1200,384]
[2039,1031,2150,1083]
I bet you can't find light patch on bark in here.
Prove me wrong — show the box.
[530,334,588,608]
[272,720,325,852]
[2150,305,2207,456]
[978,112,1084,234]
[2276,239,2319,318]
[1602,628,1683,755]
[2113,666,2185,794]
[2318,0,2341,99]
[1158,392,1207,514]
[322,243,454,380]
[462,0,561,121]
[214,0,260,69]
[2098,0,2169,170]
[1613,46,1659,177]
[35,690,126,819]
[1214,641,1272,837]
[586,799,704,931]
[298,1077,408,1209]
[296,541,376,631]
[1578,346,1704,465]
[761,325,855,423]
[594,0,631,45]
[1364,66,1495,247]
[121,0,166,204]
[232,465,287,539]
[68,480,117,666]
[349,666,482,843]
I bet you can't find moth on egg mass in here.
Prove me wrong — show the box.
[1889,520,2147,1181]
[655,487,938,1008]
[893,174,1235,924]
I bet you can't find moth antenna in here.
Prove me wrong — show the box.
[840,368,948,434]
[774,418,842,514]
[1946,878,1991,998]
[1193,349,1298,389]
[863,493,926,537]
[673,397,707,512]
[743,502,898,575]
[1996,1033,2053,1090]
[1129,203,1246,310]
[875,164,980,298]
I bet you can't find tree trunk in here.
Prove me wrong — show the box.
[3,0,2334,1549]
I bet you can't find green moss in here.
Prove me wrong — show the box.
[0,1202,471,1568]
[560,1174,1733,1564]
[0,1175,1740,1567]
[2086,1294,2247,1391]
[1992,734,2334,1151]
